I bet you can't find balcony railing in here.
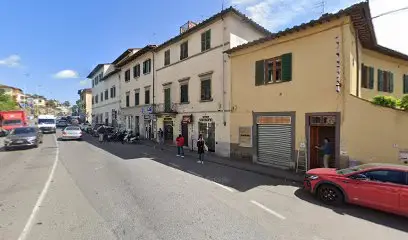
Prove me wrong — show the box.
[153,103,178,114]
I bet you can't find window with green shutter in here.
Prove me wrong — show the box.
[388,72,394,93]
[368,67,374,89]
[377,69,394,92]
[201,30,211,52]
[378,69,384,91]
[255,60,265,86]
[180,84,189,103]
[281,53,292,81]
[404,74,408,94]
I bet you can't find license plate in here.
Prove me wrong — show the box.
[15,140,23,144]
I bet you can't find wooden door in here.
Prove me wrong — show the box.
[309,126,320,169]
[181,123,188,146]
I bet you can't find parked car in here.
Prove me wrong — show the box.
[304,163,408,217]
[56,120,68,128]
[3,126,43,150]
[61,126,82,140]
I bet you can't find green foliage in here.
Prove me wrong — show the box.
[0,92,19,111]
[399,95,408,110]
[371,95,398,108]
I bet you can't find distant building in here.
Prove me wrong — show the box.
[0,84,23,102]
[77,88,92,122]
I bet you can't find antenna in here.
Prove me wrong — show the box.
[313,0,326,15]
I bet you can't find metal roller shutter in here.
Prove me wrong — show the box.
[257,124,293,169]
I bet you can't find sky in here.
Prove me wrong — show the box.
[0,0,407,104]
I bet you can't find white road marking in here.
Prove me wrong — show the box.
[18,134,60,240]
[169,163,180,168]
[212,182,235,192]
[250,200,286,220]
[187,170,202,177]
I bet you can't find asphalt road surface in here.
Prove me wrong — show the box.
[1,132,408,240]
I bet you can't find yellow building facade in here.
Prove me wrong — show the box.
[227,2,408,170]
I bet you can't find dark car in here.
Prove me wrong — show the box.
[3,127,43,150]
[56,120,68,128]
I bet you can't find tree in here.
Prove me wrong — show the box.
[63,101,71,107]
[46,100,57,108]
[0,92,19,111]
[75,100,86,113]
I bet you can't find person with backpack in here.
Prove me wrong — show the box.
[176,134,185,158]
[196,134,207,164]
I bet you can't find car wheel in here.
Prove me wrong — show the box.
[316,184,343,205]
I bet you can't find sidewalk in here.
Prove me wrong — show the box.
[140,140,304,183]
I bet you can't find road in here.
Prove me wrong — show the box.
[0,132,408,240]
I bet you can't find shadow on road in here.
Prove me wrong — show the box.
[294,189,408,233]
[82,134,301,192]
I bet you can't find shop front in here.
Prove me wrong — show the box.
[163,116,174,144]
[181,114,193,147]
[198,115,215,152]
[253,112,295,170]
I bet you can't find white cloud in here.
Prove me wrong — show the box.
[233,0,408,54]
[53,69,79,79]
[0,54,21,67]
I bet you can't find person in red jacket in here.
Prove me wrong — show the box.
[176,134,185,157]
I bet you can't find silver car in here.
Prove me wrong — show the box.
[61,126,82,140]
[3,127,43,150]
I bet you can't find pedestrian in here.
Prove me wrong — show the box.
[176,134,185,157]
[98,126,105,143]
[158,128,164,150]
[196,134,207,164]
[315,137,332,168]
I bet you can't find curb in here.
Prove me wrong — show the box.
[140,141,304,184]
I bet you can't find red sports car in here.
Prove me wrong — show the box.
[304,163,408,217]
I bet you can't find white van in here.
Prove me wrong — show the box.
[37,115,57,133]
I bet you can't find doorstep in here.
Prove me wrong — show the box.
[140,140,304,183]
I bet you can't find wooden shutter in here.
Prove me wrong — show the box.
[206,30,211,50]
[369,67,374,89]
[388,72,394,93]
[255,60,265,86]
[281,53,292,81]
[378,69,383,91]
[361,64,366,88]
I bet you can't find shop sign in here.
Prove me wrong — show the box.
[199,115,213,122]
[257,116,291,125]
[239,126,252,147]
[182,114,193,124]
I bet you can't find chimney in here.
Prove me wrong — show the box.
[180,21,197,34]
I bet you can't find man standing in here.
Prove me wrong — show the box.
[176,134,185,157]
[158,128,164,150]
[315,138,332,168]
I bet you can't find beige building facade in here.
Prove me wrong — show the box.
[227,2,408,170]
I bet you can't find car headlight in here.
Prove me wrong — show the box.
[306,175,319,180]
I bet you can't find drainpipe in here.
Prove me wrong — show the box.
[355,30,360,97]
[152,50,156,140]
[221,13,227,126]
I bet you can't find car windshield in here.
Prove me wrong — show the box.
[3,119,22,126]
[38,119,55,124]
[65,127,80,131]
[336,164,378,175]
[10,127,36,135]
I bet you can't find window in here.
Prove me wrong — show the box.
[180,41,188,60]
[95,96,98,104]
[377,69,393,92]
[201,79,211,101]
[110,87,114,98]
[125,69,131,82]
[100,92,103,102]
[99,73,103,80]
[104,89,108,100]
[255,53,292,86]
[201,30,211,52]
[403,74,408,94]
[92,96,94,104]
[143,59,151,74]
[125,92,130,107]
[361,64,374,89]
[164,50,170,66]
[135,92,140,106]
[133,64,140,78]
[180,84,189,103]
[92,79,95,87]
[95,76,99,85]
[145,89,150,104]
[362,170,406,185]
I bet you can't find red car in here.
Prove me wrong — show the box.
[304,163,408,217]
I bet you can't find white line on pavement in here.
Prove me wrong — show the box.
[187,170,202,177]
[212,182,235,192]
[250,200,286,220]
[18,134,60,240]
[169,163,180,168]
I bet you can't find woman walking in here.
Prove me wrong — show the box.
[196,134,207,164]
